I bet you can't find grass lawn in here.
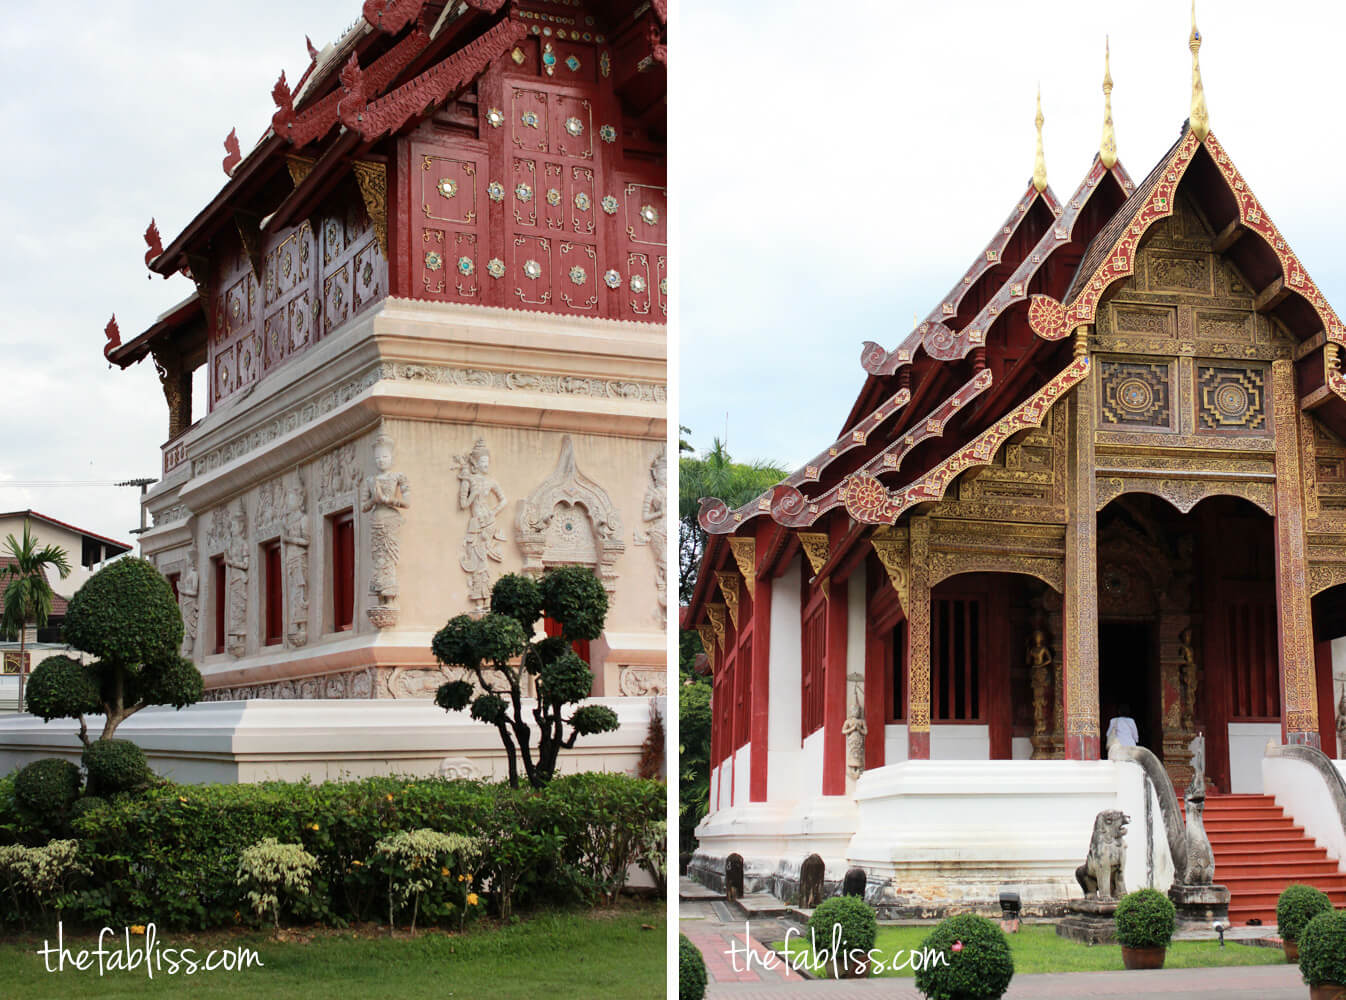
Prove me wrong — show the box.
[775,923,1286,978]
[0,903,665,999]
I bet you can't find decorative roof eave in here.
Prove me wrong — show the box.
[106,292,205,369]
[866,157,1134,377]
[838,353,1091,526]
[1027,128,1346,348]
[685,532,729,628]
[860,181,1063,377]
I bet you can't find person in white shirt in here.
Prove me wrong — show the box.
[1106,703,1139,753]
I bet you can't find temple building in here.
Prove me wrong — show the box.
[19,0,668,781]
[686,19,1346,918]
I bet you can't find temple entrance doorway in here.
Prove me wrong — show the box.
[1096,493,1279,793]
[1099,622,1158,757]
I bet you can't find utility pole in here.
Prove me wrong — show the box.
[116,478,158,538]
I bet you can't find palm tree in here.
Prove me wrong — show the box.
[1,521,72,712]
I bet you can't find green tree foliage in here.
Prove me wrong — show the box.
[678,436,788,605]
[433,568,619,789]
[0,520,72,712]
[24,558,202,743]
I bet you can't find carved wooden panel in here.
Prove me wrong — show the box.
[414,146,487,304]
[1099,359,1173,430]
[1195,364,1267,433]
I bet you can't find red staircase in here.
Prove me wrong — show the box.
[1200,794,1346,926]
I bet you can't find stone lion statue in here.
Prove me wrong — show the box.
[1075,809,1129,899]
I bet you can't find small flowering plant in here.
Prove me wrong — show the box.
[235,837,319,931]
[370,829,481,933]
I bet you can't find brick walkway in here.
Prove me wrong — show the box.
[680,899,1304,999]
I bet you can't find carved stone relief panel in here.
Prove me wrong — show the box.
[317,441,362,515]
[281,470,310,647]
[516,435,623,593]
[453,439,507,612]
[618,665,666,697]
[179,547,200,657]
[224,499,249,657]
[633,447,667,621]
[361,431,410,629]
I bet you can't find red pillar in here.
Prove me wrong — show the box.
[863,622,886,770]
[822,577,849,795]
[749,563,771,801]
[1316,639,1338,759]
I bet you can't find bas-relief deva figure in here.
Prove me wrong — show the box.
[1336,683,1345,758]
[633,446,667,620]
[178,549,200,657]
[225,500,249,657]
[361,432,410,629]
[842,693,867,781]
[453,438,506,611]
[1027,626,1054,754]
[1179,626,1199,731]
[282,471,310,647]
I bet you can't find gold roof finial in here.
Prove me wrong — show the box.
[1100,37,1117,168]
[1189,0,1209,140]
[1032,87,1047,193]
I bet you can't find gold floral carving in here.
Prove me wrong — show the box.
[1094,476,1275,517]
[286,155,316,186]
[705,602,727,651]
[695,624,717,672]
[1309,561,1346,597]
[928,552,1064,593]
[351,160,389,258]
[1271,359,1319,736]
[728,537,756,597]
[798,532,829,576]
[907,518,931,732]
[716,571,742,630]
[869,528,910,612]
[1064,361,1100,740]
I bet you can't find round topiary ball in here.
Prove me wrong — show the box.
[808,895,879,976]
[490,573,543,631]
[1298,909,1346,987]
[14,758,81,815]
[678,933,708,1000]
[64,558,182,671]
[82,739,151,795]
[540,566,608,641]
[25,655,101,721]
[70,795,108,823]
[537,649,593,705]
[1114,888,1176,949]
[1277,883,1333,944]
[915,913,1015,1000]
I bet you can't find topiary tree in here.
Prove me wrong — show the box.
[808,895,879,977]
[1114,887,1176,950]
[915,913,1015,1000]
[1298,909,1346,988]
[24,558,203,744]
[433,568,619,789]
[1277,883,1333,944]
[13,758,81,819]
[82,739,152,795]
[678,933,708,1000]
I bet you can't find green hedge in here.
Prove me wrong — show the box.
[0,772,663,930]
[679,933,708,1000]
[1298,910,1346,987]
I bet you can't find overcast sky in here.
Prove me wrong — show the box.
[4,1,1344,559]
[676,0,1346,467]
[0,2,352,554]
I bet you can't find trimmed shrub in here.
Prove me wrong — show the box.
[1298,909,1346,987]
[371,828,480,932]
[1277,883,1332,944]
[13,759,81,817]
[808,895,878,975]
[679,933,708,1000]
[1114,888,1175,949]
[24,656,100,721]
[0,839,89,924]
[915,913,1014,1000]
[82,740,151,796]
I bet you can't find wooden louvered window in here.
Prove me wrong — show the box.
[932,594,983,722]
[801,599,826,739]
[1226,599,1280,720]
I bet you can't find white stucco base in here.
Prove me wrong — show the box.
[0,696,658,785]
[1228,722,1281,792]
[691,758,1174,915]
[1263,753,1346,869]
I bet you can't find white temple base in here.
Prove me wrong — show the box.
[0,697,659,785]
[690,758,1173,916]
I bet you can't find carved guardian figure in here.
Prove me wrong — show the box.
[178,549,200,657]
[634,446,667,620]
[1027,627,1053,755]
[225,501,249,657]
[454,438,506,611]
[1184,735,1215,885]
[282,472,310,647]
[361,432,410,628]
[1076,809,1129,899]
[842,695,867,781]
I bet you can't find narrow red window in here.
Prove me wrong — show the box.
[263,542,283,646]
[332,513,355,631]
[212,556,226,654]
